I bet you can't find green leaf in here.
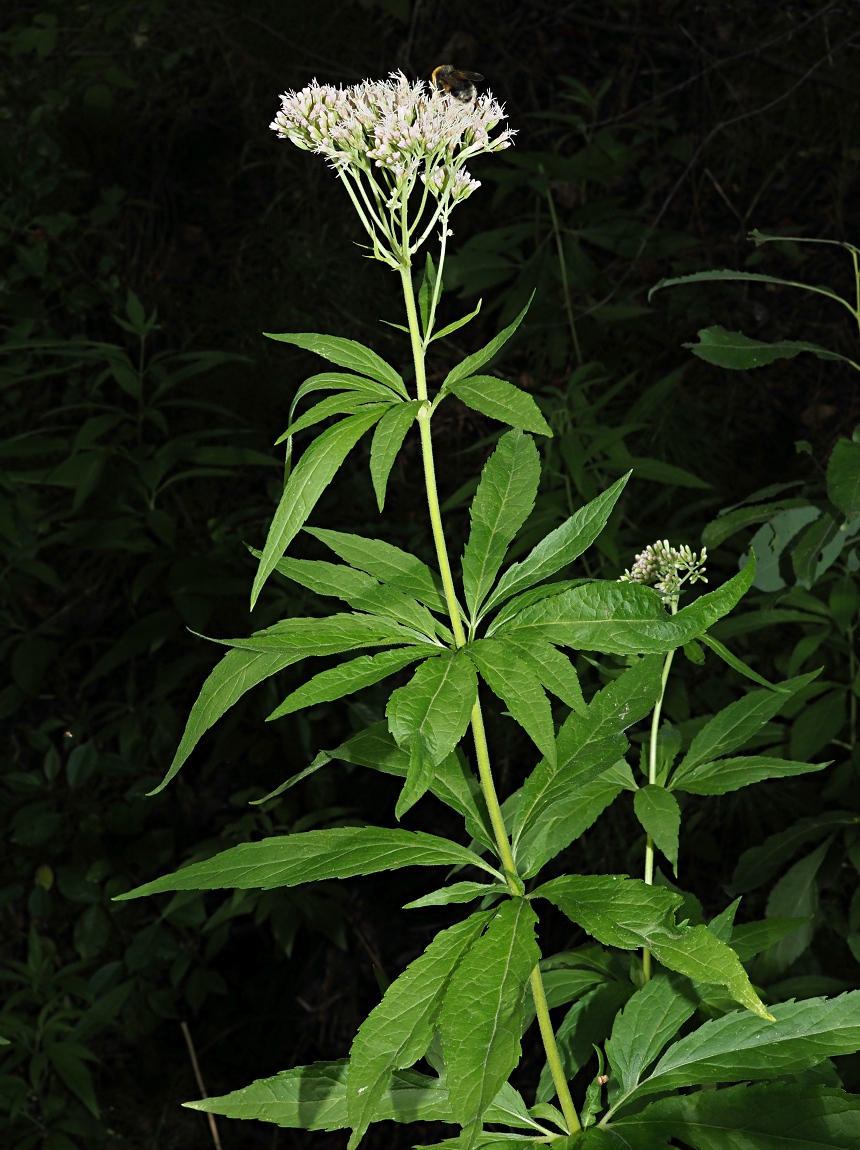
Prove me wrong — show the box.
[151,648,300,794]
[759,841,830,977]
[671,755,829,796]
[251,411,385,608]
[612,1082,860,1150]
[443,301,531,388]
[467,639,555,765]
[264,332,407,397]
[347,912,491,1148]
[47,1042,100,1117]
[328,724,494,850]
[185,1060,451,1130]
[277,393,389,441]
[729,812,860,895]
[682,325,852,371]
[649,268,849,311]
[483,476,630,615]
[289,371,403,415]
[430,299,483,344]
[618,992,860,1105]
[267,648,431,720]
[273,556,442,638]
[114,827,500,901]
[699,634,778,690]
[633,787,681,874]
[449,376,553,437]
[534,876,770,1018]
[216,612,430,656]
[827,437,860,515]
[671,671,818,782]
[730,918,811,963]
[605,974,698,1100]
[536,983,634,1103]
[439,898,540,1143]
[404,882,505,909]
[497,564,754,655]
[702,498,810,550]
[418,253,442,335]
[307,528,446,612]
[462,429,541,616]
[386,652,478,816]
[618,456,710,490]
[370,401,421,511]
[496,635,586,713]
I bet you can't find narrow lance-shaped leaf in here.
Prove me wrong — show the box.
[467,639,556,766]
[114,827,501,901]
[729,811,860,896]
[267,648,432,721]
[462,429,541,616]
[264,332,408,397]
[288,372,403,418]
[633,786,680,874]
[648,268,850,312]
[671,754,829,796]
[439,898,540,1146]
[251,410,385,608]
[370,401,421,511]
[449,376,553,437]
[495,634,586,713]
[307,527,446,613]
[347,911,492,1148]
[483,474,630,616]
[604,973,698,1101]
[443,300,531,389]
[213,612,431,656]
[150,648,301,794]
[276,393,389,441]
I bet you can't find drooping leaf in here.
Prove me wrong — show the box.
[267,648,432,720]
[307,528,446,613]
[115,826,500,901]
[729,812,860,895]
[618,992,860,1106]
[278,393,389,441]
[462,429,541,616]
[347,911,491,1148]
[150,648,300,794]
[289,371,403,415]
[449,376,552,437]
[671,671,818,781]
[648,268,848,311]
[536,982,634,1103]
[251,410,385,607]
[633,787,681,874]
[467,639,556,765]
[649,926,771,1019]
[439,898,540,1145]
[443,302,531,388]
[605,974,698,1100]
[386,652,478,816]
[681,325,851,371]
[671,754,829,796]
[404,882,505,909]
[483,475,630,615]
[370,400,421,511]
[264,332,408,396]
[185,1060,451,1130]
[611,1082,860,1150]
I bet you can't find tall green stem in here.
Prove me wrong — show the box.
[642,597,678,982]
[399,263,581,1136]
[544,184,582,367]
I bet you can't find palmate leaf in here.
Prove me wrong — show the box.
[462,429,541,616]
[264,332,408,397]
[439,898,540,1146]
[114,826,501,901]
[267,648,432,721]
[251,410,385,608]
[308,527,446,613]
[347,911,492,1148]
[467,639,556,765]
[482,474,630,617]
[605,974,698,1102]
[534,876,771,1019]
[386,652,478,817]
[449,376,552,437]
[496,563,755,655]
[611,1082,860,1150]
[370,400,421,511]
[614,992,860,1108]
[671,755,829,796]
[150,647,301,794]
[186,1060,451,1130]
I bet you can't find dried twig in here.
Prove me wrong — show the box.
[181,1021,224,1150]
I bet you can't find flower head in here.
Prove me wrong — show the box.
[618,540,708,600]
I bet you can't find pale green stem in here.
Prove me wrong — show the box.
[642,596,678,983]
[544,183,582,367]
[399,261,581,1136]
[423,204,451,347]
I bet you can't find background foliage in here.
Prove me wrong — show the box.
[1,1,860,1146]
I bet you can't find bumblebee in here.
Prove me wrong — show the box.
[431,64,484,103]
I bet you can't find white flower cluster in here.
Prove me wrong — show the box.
[269,72,512,265]
[618,540,708,599]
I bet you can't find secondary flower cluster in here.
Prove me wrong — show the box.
[618,540,708,599]
[270,71,512,201]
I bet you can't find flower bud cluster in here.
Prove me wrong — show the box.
[270,71,512,202]
[618,540,708,598]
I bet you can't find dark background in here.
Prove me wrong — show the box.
[2,2,860,1147]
